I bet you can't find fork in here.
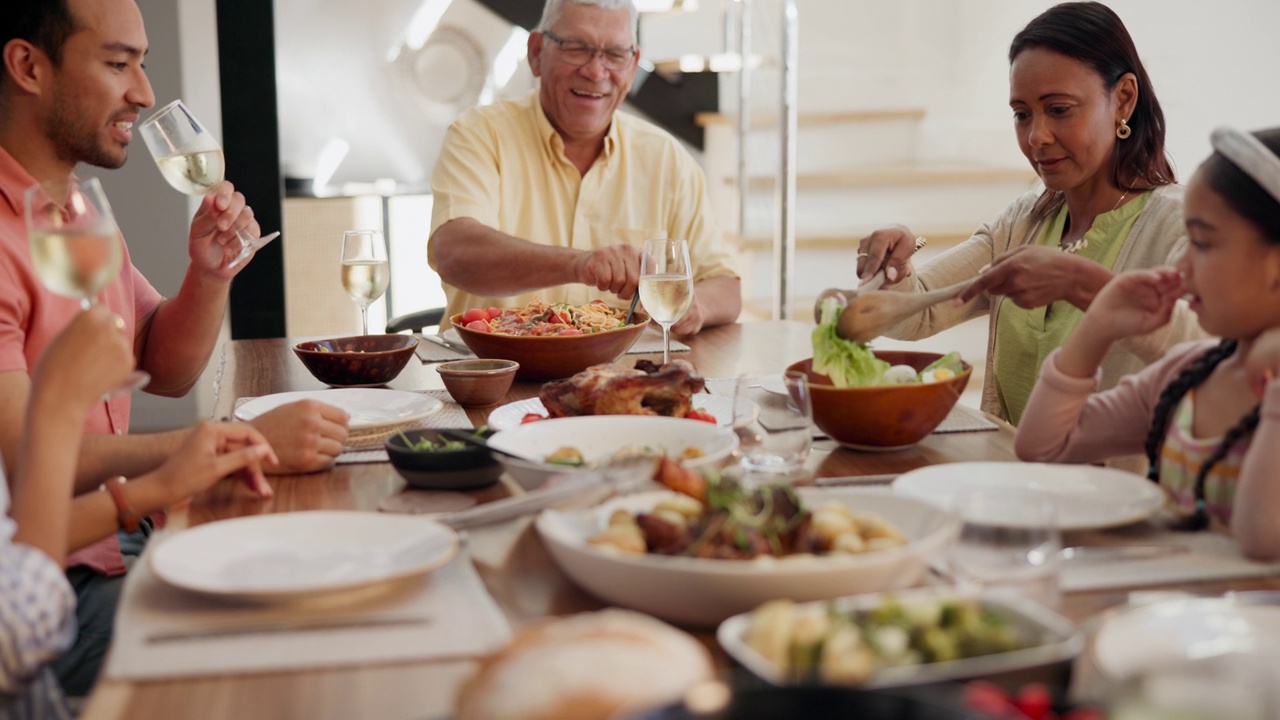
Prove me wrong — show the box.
[434,455,659,530]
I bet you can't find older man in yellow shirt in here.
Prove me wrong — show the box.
[428,0,741,334]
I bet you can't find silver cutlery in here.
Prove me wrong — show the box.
[814,474,900,486]
[146,615,430,644]
[1061,544,1190,563]
[421,333,473,356]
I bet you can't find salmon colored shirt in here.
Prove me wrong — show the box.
[0,146,163,575]
[428,91,736,327]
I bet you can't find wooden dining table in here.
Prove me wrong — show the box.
[80,320,1280,720]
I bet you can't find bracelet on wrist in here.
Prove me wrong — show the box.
[100,476,141,534]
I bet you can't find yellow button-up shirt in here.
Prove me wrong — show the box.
[428,91,736,326]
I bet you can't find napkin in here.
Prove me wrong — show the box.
[627,326,690,354]
[1060,522,1280,592]
[104,535,512,680]
[415,334,475,363]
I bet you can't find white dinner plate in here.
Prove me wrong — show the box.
[757,373,788,396]
[1092,596,1280,680]
[148,511,458,602]
[234,389,442,431]
[487,394,747,431]
[892,461,1166,531]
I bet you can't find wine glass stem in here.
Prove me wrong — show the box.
[661,324,671,365]
[360,307,369,335]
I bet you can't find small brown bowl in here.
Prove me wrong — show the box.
[293,334,417,387]
[789,350,972,450]
[436,359,519,407]
[450,311,650,381]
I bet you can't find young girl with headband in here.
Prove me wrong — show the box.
[1015,126,1280,559]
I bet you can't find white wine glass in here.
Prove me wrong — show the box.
[638,238,693,364]
[340,230,389,335]
[24,177,149,394]
[137,99,274,270]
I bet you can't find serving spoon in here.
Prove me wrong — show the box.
[824,278,977,344]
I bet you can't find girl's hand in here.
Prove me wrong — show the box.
[1244,329,1280,400]
[154,420,278,503]
[1082,268,1184,342]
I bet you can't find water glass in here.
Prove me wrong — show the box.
[949,488,1061,608]
[735,370,813,481]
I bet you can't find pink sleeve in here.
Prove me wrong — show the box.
[1015,342,1213,464]
[128,263,162,323]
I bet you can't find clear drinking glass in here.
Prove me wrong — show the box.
[138,99,273,269]
[340,230,389,335]
[949,488,1061,608]
[638,238,693,364]
[24,177,149,393]
[734,370,813,481]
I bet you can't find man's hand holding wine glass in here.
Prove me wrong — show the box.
[188,180,261,276]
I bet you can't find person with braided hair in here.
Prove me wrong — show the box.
[1015,127,1280,559]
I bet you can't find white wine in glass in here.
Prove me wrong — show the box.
[24,177,149,393]
[138,99,273,269]
[340,230,389,334]
[639,238,693,364]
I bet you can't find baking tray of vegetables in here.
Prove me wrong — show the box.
[717,587,1082,689]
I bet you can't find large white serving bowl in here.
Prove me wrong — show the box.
[535,487,959,627]
[486,415,738,490]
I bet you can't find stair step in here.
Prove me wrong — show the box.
[695,108,925,128]
[730,164,1036,190]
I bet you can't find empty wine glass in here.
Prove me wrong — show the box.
[340,230,389,335]
[949,488,1061,608]
[638,238,692,364]
[138,99,274,269]
[734,371,813,482]
[24,177,149,393]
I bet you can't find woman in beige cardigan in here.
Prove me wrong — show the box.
[857,2,1204,424]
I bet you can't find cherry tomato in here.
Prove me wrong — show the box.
[521,413,545,424]
[684,409,718,424]
[465,319,491,333]
[461,308,488,324]
[558,328,582,336]
[962,681,1015,715]
[1013,684,1053,720]
[486,306,502,320]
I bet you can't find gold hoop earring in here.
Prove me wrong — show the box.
[1116,118,1132,140]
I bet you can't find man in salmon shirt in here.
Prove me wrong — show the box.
[0,0,352,697]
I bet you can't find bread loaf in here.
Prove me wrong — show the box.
[455,609,715,720]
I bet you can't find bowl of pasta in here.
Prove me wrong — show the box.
[450,299,651,381]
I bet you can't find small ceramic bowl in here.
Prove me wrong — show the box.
[293,334,417,387]
[384,428,502,490]
[436,359,519,407]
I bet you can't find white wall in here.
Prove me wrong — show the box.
[693,0,1280,175]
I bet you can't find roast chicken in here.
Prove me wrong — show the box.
[539,359,706,419]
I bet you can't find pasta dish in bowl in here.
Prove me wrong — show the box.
[450,299,651,380]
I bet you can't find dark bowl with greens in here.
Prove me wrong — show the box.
[384,428,502,490]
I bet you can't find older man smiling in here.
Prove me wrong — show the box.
[428,0,740,336]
